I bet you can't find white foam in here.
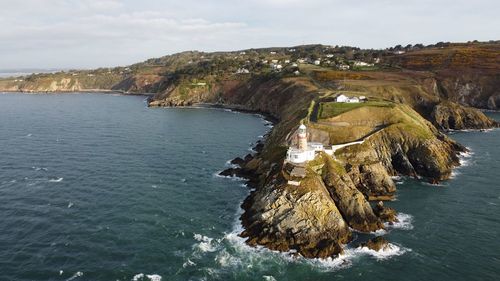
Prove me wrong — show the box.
[132,273,161,281]
[213,172,245,181]
[351,243,409,260]
[182,258,197,268]
[65,271,83,281]
[32,166,48,171]
[193,234,217,253]
[384,213,414,230]
[458,149,474,167]
[49,177,63,183]
[67,202,74,208]
[146,274,162,281]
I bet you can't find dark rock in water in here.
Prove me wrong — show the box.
[373,201,398,223]
[359,236,390,252]
[230,157,245,167]
[219,168,240,177]
[244,154,254,162]
[253,142,264,153]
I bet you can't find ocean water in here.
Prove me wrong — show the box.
[0,93,498,281]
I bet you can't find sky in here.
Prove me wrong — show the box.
[0,0,499,69]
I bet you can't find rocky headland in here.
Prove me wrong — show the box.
[1,41,498,259]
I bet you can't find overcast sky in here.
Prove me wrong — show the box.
[0,0,498,69]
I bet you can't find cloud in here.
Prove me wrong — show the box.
[0,0,498,68]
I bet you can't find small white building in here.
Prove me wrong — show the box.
[336,94,361,103]
[236,68,250,74]
[336,94,349,103]
[353,61,374,67]
[338,64,350,70]
[314,60,321,65]
[284,59,290,64]
[347,97,360,103]
[294,70,300,75]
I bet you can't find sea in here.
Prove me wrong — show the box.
[0,93,498,281]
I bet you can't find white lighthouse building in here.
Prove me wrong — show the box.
[286,124,323,164]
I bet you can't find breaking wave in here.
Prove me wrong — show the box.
[48,177,63,182]
[384,213,414,230]
[131,273,162,281]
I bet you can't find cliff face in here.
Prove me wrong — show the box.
[384,43,500,110]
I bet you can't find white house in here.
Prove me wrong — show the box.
[271,59,279,64]
[294,70,300,75]
[314,60,321,65]
[353,61,374,67]
[336,94,361,103]
[347,97,360,103]
[236,68,250,74]
[338,64,350,70]
[284,59,290,64]
[336,94,349,103]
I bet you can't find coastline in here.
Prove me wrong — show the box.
[0,89,154,97]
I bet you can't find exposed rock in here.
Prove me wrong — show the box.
[358,236,390,252]
[240,171,352,258]
[219,168,240,177]
[430,101,498,130]
[373,201,398,223]
[230,157,246,167]
[320,155,383,232]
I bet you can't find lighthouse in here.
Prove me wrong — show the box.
[298,124,308,151]
[286,123,324,164]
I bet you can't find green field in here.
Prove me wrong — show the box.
[317,101,393,119]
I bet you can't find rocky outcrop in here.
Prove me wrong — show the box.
[373,201,398,223]
[320,155,383,232]
[240,174,352,258]
[358,236,390,252]
[430,101,498,130]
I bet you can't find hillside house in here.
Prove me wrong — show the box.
[338,64,350,70]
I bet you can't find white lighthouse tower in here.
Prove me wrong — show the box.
[297,124,308,151]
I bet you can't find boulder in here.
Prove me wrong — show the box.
[358,236,390,252]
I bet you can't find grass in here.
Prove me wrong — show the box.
[317,101,393,119]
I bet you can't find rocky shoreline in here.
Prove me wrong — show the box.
[214,100,494,259]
